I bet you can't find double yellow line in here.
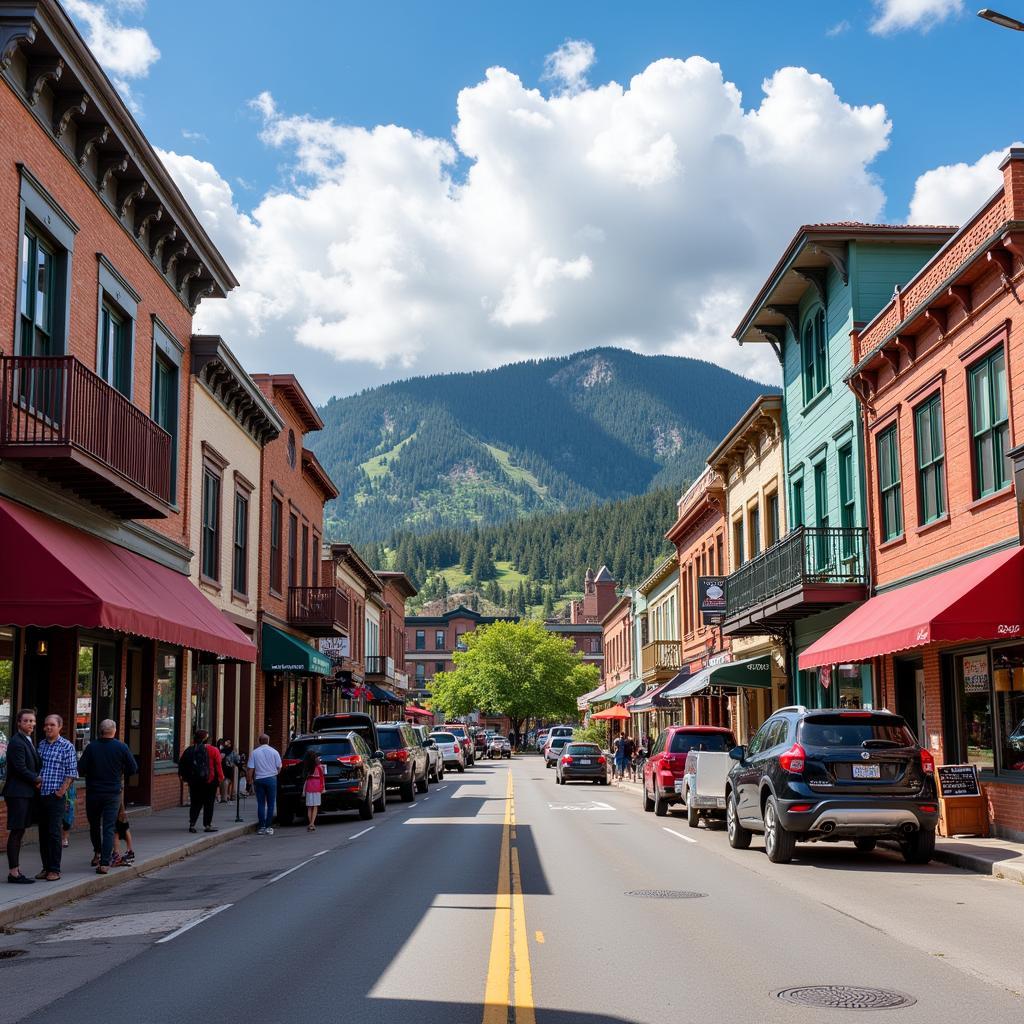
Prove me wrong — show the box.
[482,770,536,1024]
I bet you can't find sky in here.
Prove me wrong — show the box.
[64,0,1024,401]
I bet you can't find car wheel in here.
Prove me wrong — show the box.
[853,837,876,853]
[457,764,465,773]
[400,779,415,802]
[642,779,655,813]
[429,764,438,783]
[277,802,299,827]
[900,827,935,865]
[358,784,374,821]
[763,798,796,864]
[726,791,751,850]
[416,769,429,794]
[373,779,387,813]
[653,784,669,817]
[686,791,699,829]
[438,765,444,780]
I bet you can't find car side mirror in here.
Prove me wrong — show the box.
[729,745,746,763]
[425,739,435,748]
[373,750,385,761]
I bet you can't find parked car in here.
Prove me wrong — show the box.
[725,707,939,865]
[642,726,736,817]
[535,730,550,751]
[311,712,379,754]
[555,742,608,785]
[678,749,732,828]
[410,723,444,783]
[377,723,431,801]
[548,725,574,740]
[488,735,512,759]
[278,732,386,825]
[444,723,475,766]
[544,735,572,767]
[430,731,465,772]
[473,730,490,759]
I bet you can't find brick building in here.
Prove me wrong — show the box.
[801,150,1024,839]
[0,0,251,812]
[601,594,633,691]
[405,606,512,693]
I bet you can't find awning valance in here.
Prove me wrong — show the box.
[625,679,676,712]
[0,498,255,662]
[577,683,607,710]
[799,547,1024,670]
[663,655,774,698]
[593,678,643,705]
[404,705,433,719]
[368,683,403,704]
[262,623,331,675]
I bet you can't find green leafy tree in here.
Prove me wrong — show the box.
[431,620,598,746]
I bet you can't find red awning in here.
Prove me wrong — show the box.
[404,705,433,719]
[799,546,1024,670]
[0,498,256,662]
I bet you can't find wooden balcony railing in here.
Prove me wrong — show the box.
[0,355,171,517]
[641,640,682,678]
[287,586,350,637]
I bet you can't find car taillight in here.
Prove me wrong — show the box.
[385,749,409,762]
[336,755,361,764]
[561,756,573,764]
[597,756,606,765]
[282,759,301,767]
[779,743,806,773]
[920,804,937,813]
[919,748,935,774]
[789,804,812,813]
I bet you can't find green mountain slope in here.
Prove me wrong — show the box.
[310,347,772,542]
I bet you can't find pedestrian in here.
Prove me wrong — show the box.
[4,709,41,884]
[302,749,325,832]
[77,719,138,874]
[247,733,282,836]
[218,739,239,803]
[36,715,78,881]
[110,800,134,867]
[61,778,76,848]
[623,735,637,781]
[612,733,627,781]
[178,730,223,834]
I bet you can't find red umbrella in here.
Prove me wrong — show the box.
[590,704,630,721]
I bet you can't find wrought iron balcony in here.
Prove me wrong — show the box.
[287,586,350,637]
[722,526,869,637]
[641,639,683,683]
[365,655,395,680]
[0,355,171,518]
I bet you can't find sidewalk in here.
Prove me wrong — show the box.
[0,795,257,927]
[609,776,1024,883]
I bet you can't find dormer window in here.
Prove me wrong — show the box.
[801,307,828,404]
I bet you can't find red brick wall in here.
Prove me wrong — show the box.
[675,512,729,668]
[602,603,633,686]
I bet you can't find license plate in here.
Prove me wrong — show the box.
[852,764,881,779]
[674,780,685,794]
[579,759,591,765]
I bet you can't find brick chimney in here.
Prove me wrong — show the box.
[1000,147,1024,221]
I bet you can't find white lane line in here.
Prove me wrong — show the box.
[350,826,375,840]
[422,796,430,801]
[155,904,232,944]
[267,849,328,884]
[663,827,697,844]
[438,785,448,791]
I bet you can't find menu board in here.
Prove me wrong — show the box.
[936,763,981,798]
[962,655,989,694]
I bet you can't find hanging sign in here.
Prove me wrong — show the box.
[818,665,832,690]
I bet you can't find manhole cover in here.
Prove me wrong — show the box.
[0,950,27,960]
[624,889,707,899]
[776,986,916,1010]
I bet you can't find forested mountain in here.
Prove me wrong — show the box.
[309,347,771,543]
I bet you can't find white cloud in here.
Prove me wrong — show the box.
[542,40,596,94]
[870,0,963,35]
[181,129,207,143]
[907,144,1020,224]
[827,19,851,36]
[166,52,894,399]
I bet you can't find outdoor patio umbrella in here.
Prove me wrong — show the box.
[590,704,630,720]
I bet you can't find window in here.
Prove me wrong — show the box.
[838,444,855,558]
[814,460,829,567]
[200,467,221,582]
[716,535,723,577]
[415,629,425,651]
[801,307,828,403]
[969,348,1009,498]
[19,226,56,357]
[99,303,131,396]
[152,350,178,501]
[767,492,780,546]
[956,651,994,772]
[877,425,902,542]
[301,525,309,588]
[791,478,804,528]
[435,629,445,650]
[915,394,946,524]
[269,498,282,594]
[75,640,117,754]
[435,661,445,674]
[288,513,298,587]
[155,646,180,763]
[312,531,320,586]
[191,662,216,737]
[232,488,249,596]
[415,663,425,683]
[732,517,745,568]
[748,503,761,559]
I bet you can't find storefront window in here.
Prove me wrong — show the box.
[956,651,994,772]
[155,646,180,763]
[76,640,116,753]
[191,662,216,738]
[288,675,307,739]
[991,647,1024,773]
[837,664,865,709]
[0,629,14,778]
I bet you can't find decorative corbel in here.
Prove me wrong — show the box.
[988,247,1014,284]
[162,239,190,276]
[1000,229,1024,264]
[893,334,916,365]
[860,369,877,400]
[924,307,947,338]
[794,267,828,306]
[176,259,203,294]
[188,277,218,312]
[755,325,785,364]
[27,56,63,105]
[0,17,38,73]
[116,180,146,219]
[880,345,900,375]
[149,221,177,261]
[947,285,972,318]
[52,91,88,138]
[764,304,800,338]
[810,242,848,285]
[76,124,109,166]
[133,200,163,240]
[97,154,128,192]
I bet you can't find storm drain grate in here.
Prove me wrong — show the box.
[0,950,27,961]
[775,986,916,1010]
[624,889,706,899]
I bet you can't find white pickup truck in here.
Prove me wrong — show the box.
[674,750,732,828]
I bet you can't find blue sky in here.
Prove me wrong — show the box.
[66,0,1024,399]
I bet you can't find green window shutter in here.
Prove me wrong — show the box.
[877,425,902,541]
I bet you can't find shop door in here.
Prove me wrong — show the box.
[895,659,926,746]
[124,646,149,806]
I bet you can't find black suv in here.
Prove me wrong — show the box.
[377,723,430,802]
[725,707,939,865]
[311,712,378,752]
[278,732,386,825]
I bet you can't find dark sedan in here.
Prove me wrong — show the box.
[555,742,609,785]
[377,722,430,801]
[278,732,386,825]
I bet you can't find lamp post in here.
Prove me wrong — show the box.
[978,7,1024,30]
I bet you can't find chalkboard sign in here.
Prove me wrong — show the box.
[936,763,981,798]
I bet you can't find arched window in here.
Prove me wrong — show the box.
[801,306,828,403]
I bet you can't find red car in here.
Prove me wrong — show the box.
[642,725,736,817]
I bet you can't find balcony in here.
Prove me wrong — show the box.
[722,526,869,637]
[0,355,171,518]
[287,586,350,638]
[365,655,395,680]
[641,639,683,684]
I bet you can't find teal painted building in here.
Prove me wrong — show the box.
[727,225,954,710]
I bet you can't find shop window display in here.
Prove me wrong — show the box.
[955,651,995,772]
[992,648,1024,774]
[76,640,116,754]
[155,647,180,763]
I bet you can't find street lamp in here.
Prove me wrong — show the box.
[978,7,1024,30]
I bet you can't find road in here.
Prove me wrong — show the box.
[0,756,1021,1023]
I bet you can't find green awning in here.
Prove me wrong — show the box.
[261,623,331,676]
[711,655,773,689]
[592,678,643,705]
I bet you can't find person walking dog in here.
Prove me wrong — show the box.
[36,715,77,881]
[4,709,41,884]
[78,719,138,874]
[178,730,223,833]
[247,734,282,836]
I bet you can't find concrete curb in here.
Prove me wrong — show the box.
[0,821,256,928]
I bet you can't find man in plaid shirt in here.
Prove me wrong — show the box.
[37,715,78,881]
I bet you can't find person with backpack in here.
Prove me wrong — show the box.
[178,730,223,833]
[302,749,325,832]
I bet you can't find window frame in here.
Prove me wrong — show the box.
[800,305,829,405]
[287,511,298,589]
[269,496,283,596]
[876,424,903,542]
[766,490,780,547]
[732,515,745,569]
[838,443,856,558]
[199,444,227,586]
[95,255,139,399]
[748,501,761,559]
[151,318,183,505]
[790,475,805,529]
[231,473,253,599]
[968,346,1010,499]
[300,523,310,589]
[914,391,946,525]
[415,629,425,651]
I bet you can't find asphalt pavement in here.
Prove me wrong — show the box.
[0,756,1019,1023]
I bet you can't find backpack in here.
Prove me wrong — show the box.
[179,743,209,784]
